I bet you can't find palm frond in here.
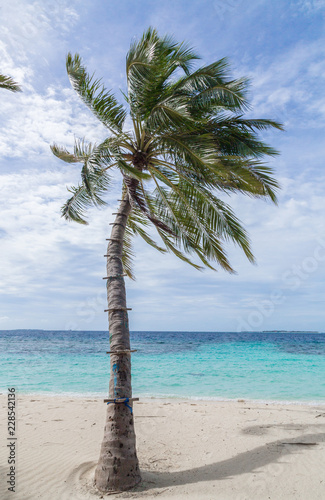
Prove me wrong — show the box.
[117,159,151,181]
[66,53,127,132]
[149,168,236,272]
[155,229,205,271]
[51,143,81,163]
[210,123,281,158]
[126,204,167,253]
[61,184,94,224]
[126,27,200,118]
[51,138,111,165]
[122,224,136,280]
[0,74,21,92]
[52,138,113,208]
[168,59,249,113]
[80,162,111,207]
[224,117,284,132]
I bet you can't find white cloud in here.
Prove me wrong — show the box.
[1,0,79,59]
[0,40,33,89]
[294,0,325,13]
[0,169,121,297]
[0,0,111,164]
[241,39,325,126]
[0,83,110,160]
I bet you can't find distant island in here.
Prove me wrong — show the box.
[262,330,319,333]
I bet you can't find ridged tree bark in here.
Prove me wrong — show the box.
[95,196,141,491]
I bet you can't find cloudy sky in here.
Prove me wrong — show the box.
[0,0,324,332]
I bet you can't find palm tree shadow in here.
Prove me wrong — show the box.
[137,425,325,491]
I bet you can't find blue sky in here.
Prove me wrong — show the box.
[0,0,325,332]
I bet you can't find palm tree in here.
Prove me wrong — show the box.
[0,74,21,92]
[51,27,282,492]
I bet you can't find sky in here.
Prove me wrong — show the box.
[0,0,325,332]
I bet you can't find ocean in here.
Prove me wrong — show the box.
[1,330,325,403]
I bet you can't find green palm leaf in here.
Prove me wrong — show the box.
[66,53,127,132]
[62,184,94,224]
[0,74,21,92]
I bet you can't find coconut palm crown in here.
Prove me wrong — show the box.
[0,74,21,92]
[51,28,282,492]
[52,27,282,278]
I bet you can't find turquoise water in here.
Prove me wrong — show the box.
[1,330,325,402]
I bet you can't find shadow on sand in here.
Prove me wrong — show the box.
[135,423,325,492]
[74,422,325,496]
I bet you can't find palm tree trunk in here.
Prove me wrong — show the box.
[95,196,141,492]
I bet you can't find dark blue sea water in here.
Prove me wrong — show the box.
[1,330,325,402]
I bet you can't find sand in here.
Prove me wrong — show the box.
[1,395,325,500]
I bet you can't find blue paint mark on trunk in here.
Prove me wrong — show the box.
[113,362,119,397]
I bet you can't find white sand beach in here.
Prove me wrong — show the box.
[1,395,325,500]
